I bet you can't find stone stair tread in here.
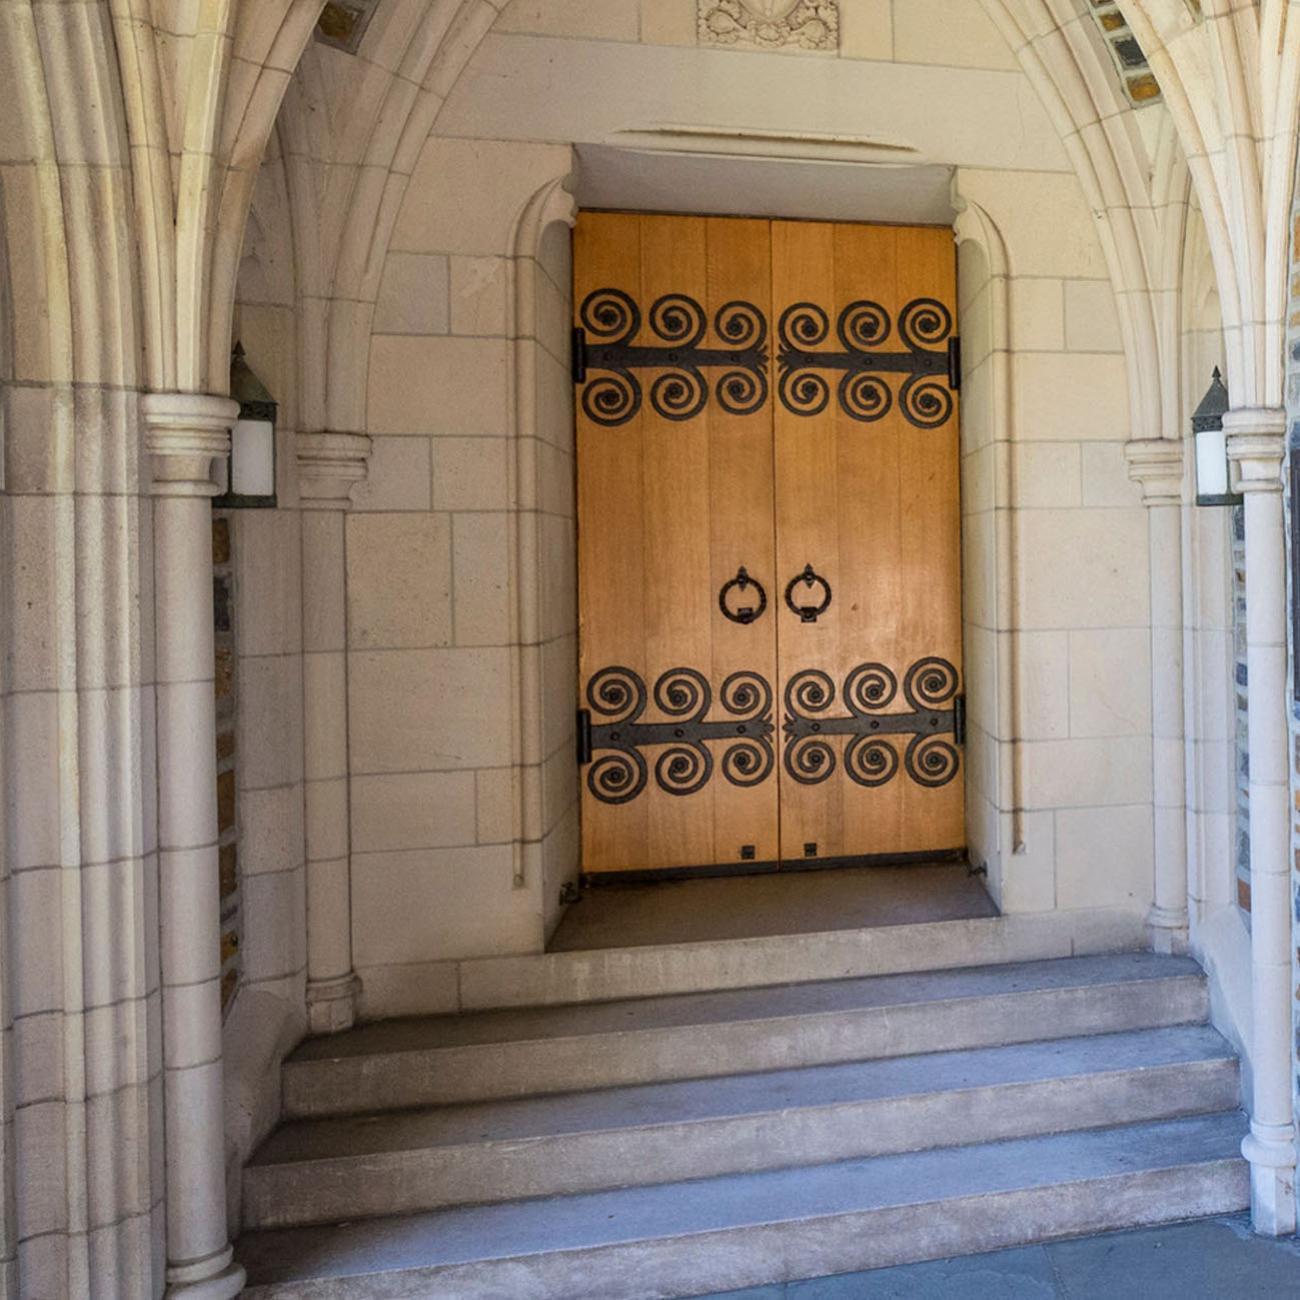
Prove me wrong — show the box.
[288,953,1202,1063]
[239,1111,1247,1288]
[255,1023,1233,1166]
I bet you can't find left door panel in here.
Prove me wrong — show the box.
[575,211,780,875]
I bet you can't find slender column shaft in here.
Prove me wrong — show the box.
[1226,410,1297,1236]
[1125,441,1188,952]
[298,433,370,1034]
[143,394,245,1297]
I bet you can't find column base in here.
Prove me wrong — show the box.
[166,1253,245,1299]
[307,972,362,1035]
[1242,1123,1297,1236]
[1145,905,1189,955]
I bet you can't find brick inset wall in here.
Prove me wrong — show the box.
[213,513,241,1012]
[1232,504,1251,915]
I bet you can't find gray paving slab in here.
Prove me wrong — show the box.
[786,1245,1060,1298]
[693,1215,1300,1299]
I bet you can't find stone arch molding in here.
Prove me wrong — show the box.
[506,173,579,890]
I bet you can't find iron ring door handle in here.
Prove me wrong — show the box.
[785,564,833,623]
[719,566,768,625]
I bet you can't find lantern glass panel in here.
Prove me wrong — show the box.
[231,418,276,497]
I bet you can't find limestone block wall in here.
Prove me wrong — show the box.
[350,134,576,1015]
[955,168,1152,920]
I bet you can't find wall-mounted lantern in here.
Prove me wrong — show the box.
[1192,366,1238,507]
[215,342,278,508]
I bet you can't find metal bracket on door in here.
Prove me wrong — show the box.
[576,667,776,803]
[785,564,832,623]
[571,291,769,427]
[719,566,768,625]
[782,658,963,789]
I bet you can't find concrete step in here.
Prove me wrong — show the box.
[246,1024,1238,1229]
[238,1111,1250,1298]
[283,953,1208,1117]
[448,908,1150,1013]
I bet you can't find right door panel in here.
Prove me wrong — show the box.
[772,220,965,865]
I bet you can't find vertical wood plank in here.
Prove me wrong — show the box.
[576,212,780,874]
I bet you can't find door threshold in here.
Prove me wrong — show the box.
[553,858,995,954]
[583,848,967,888]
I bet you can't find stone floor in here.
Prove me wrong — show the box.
[550,862,998,951]
[693,1216,1300,1297]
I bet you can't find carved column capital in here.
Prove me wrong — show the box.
[142,392,237,497]
[1225,407,1287,495]
[1124,438,1184,506]
[297,431,373,510]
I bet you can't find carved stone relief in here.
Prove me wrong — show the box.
[698,0,840,53]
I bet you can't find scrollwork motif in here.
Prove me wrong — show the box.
[575,289,769,427]
[777,297,956,427]
[782,657,962,788]
[583,665,775,804]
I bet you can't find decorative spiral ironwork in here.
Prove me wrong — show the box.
[899,298,952,351]
[782,658,962,789]
[721,670,772,718]
[838,300,891,351]
[776,295,956,428]
[845,662,898,713]
[575,288,769,429]
[719,670,775,787]
[581,287,640,343]
[905,734,961,788]
[716,300,767,350]
[845,735,900,787]
[904,656,959,711]
[782,668,837,785]
[587,665,646,722]
[786,668,836,716]
[899,372,952,429]
[581,665,775,804]
[577,288,956,429]
[581,373,641,427]
[779,302,830,348]
[649,294,707,348]
[786,736,837,785]
[650,370,708,422]
[654,666,711,718]
[655,744,713,797]
[587,751,647,805]
[717,367,768,416]
[778,368,830,417]
[838,371,893,423]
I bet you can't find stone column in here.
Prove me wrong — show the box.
[1225,408,1298,1235]
[297,433,371,1033]
[1125,440,1189,953]
[142,394,246,1299]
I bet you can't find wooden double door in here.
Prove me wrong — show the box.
[574,212,964,878]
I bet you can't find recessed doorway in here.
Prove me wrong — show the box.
[574,210,965,880]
